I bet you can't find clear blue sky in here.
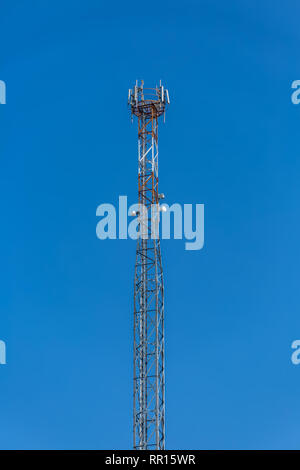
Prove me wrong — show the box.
[1,0,300,450]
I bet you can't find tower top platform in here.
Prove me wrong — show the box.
[128,80,170,118]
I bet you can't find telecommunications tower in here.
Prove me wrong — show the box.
[128,80,170,450]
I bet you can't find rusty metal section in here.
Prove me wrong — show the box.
[129,80,169,450]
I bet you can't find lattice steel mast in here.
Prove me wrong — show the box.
[128,80,170,450]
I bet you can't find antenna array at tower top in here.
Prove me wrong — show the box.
[128,80,170,118]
